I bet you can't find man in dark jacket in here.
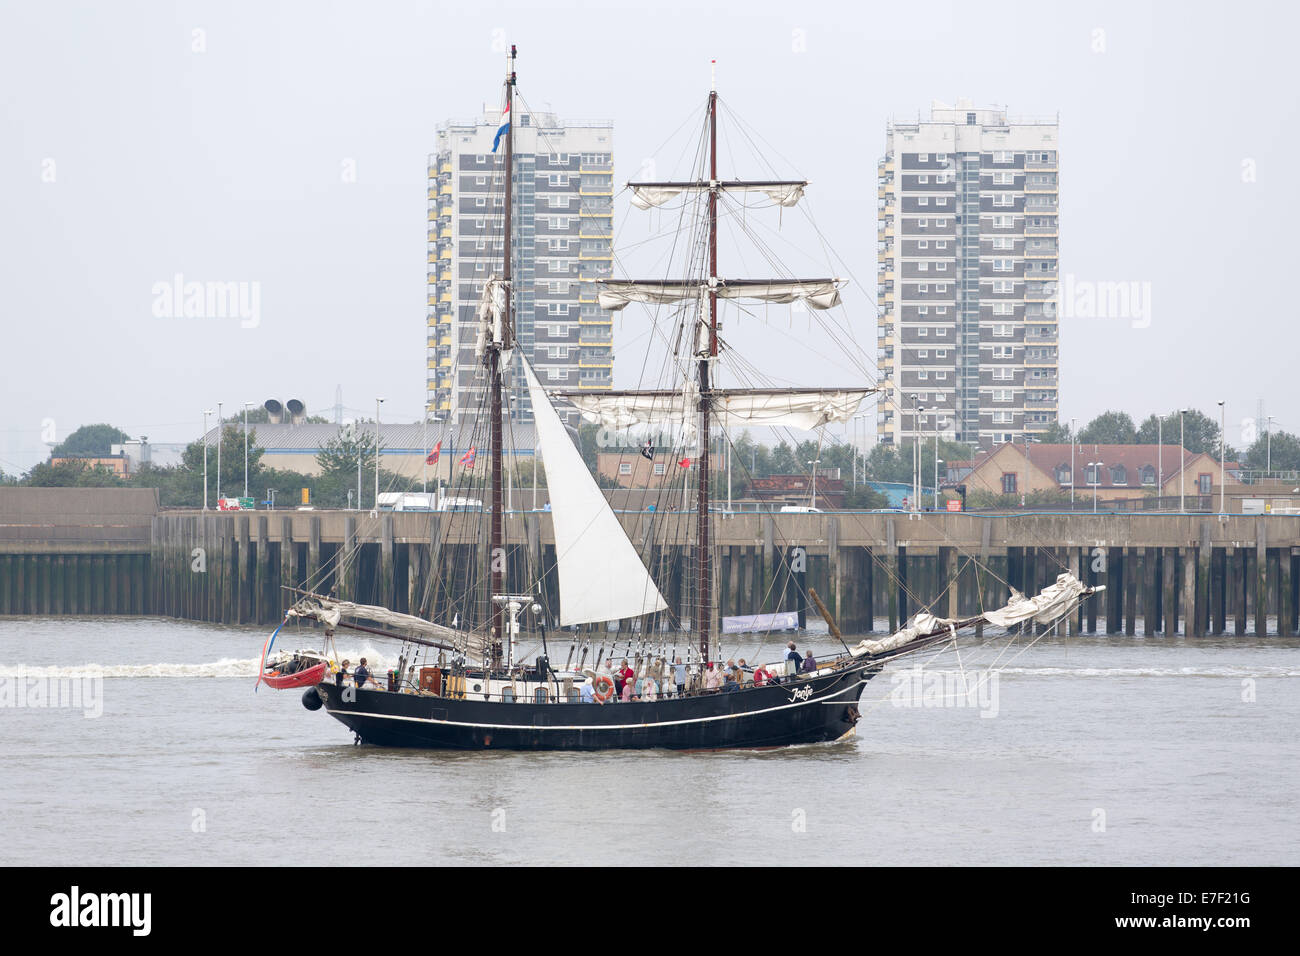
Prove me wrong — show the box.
[353,657,372,688]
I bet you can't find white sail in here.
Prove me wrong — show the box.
[982,573,1089,628]
[565,387,875,432]
[630,182,806,210]
[597,278,842,312]
[849,573,1095,659]
[522,360,669,626]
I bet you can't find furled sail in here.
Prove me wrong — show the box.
[597,278,843,312]
[562,386,875,432]
[982,573,1089,628]
[849,573,1096,659]
[630,181,807,210]
[288,595,490,657]
[522,360,669,626]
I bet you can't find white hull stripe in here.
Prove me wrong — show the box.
[327,674,868,732]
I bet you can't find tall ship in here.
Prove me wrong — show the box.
[259,48,1099,749]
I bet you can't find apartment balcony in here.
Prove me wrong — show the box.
[579,357,613,368]
[1027,267,1059,281]
[1024,223,1058,236]
[579,250,613,260]
[439,183,453,196]
[1024,285,1056,302]
[580,163,613,173]
[579,312,612,325]
[580,186,614,197]
[1025,354,1057,368]
[1024,398,1058,410]
[1025,181,1058,194]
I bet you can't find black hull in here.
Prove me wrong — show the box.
[312,661,881,751]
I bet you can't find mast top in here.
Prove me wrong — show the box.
[710,58,716,93]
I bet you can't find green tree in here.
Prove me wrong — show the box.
[50,423,131,458]
[1244,429,1300,472]
[1134,409,1221,455]
[1078,411,1137,445]
[315,428,377,478]
[1035,422,1073,442]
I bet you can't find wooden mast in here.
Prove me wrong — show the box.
[489,45,517,671]
[698,72,718,664]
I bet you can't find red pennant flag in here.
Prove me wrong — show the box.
[425,440,441,465]
[678,457,691,469]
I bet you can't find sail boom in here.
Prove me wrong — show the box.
[629,180,808,210]
[558,387,877,432]
[597,278,843,312]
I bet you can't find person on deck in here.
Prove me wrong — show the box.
[737,659,750,685]
[802,650,818,673]
[673,657,686,697]
[336,660,350,688]
[785,643,803,675]
[705,664,722,691]
[721,674,740,693]
[753,664,772,686]
[642,674,658,701]
[621,676,637,702]
[353,658,371,688]
[579,678,596,703]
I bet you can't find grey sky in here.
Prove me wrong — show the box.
[2,0,1295,473]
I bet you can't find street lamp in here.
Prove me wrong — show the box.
[1266,415,1277,475]
[375,398,385,512]
[1069,416,1077,509]
[1218,400,1226,514]
[933,411,945,511]
[912,396,923,511]
[202,408,213,511]
[807,459,821,509]
[1088,460,1103,513]
[242,401,255,498]
[216,401,223,503]
[266,489,276,511]
[1179,408,1189,513]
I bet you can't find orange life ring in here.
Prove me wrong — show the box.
[593,675,615,703]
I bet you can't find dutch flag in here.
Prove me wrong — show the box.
[492,102,510,154]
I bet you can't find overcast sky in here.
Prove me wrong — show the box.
[1,0,1295,473]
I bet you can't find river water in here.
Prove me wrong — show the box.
[1,616,1296,866]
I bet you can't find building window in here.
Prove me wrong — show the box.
[1001,473,1018,494]
[653,463,665,475]
[918,261,929,271]
[936,349,947,357]
[1056,465,1072,485]
[918,349,928,358]
[618,462,632,476]
[917,197,929,206]
[918,152,929,162]
[917,370,928,380]
[918,240,929,249]
[918,328,928,337]
[918,283,929,292]
[1140,465,1156,486]
[918,306,929,315]
[1085,464,1101,485]
[1198,473,1212,495]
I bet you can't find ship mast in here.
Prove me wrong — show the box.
[489,45,517,672]
[697,77,718,663]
